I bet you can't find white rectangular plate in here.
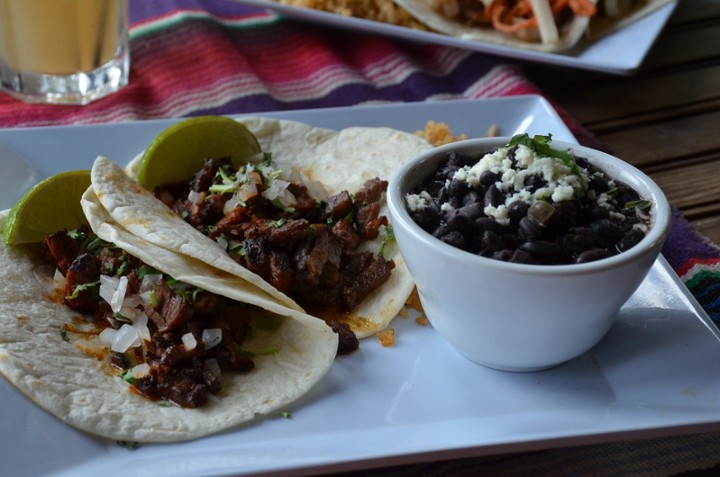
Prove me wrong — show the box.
[231,0,676,75]
[2,96,719,477]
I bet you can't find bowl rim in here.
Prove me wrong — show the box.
[387,136,672,277]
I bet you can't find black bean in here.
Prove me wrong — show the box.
[520,240,562,259]
[590,205,610,220]
[479,170,500,188]
[475,217,502,234]
[411,203,441,231]
[437,187,449,204]
[484,185,504,208]
[523,174,545,193]
[457,202,484,221]
[462,190,481,206]
[440,231,465,248]
[481,230,504,252]
[588,174,610,193]
[519,216,544,240]
[446,179,469,198]
[446,209,473,233]
[616,228,645,252]
[507,201,530,225]
[490,249,514,261]
[560,232,595,257]
[509,249,536,264]
[549,201,576,229]
[590,218,624,242]
[575,249,614,264]
[502,234,522,250]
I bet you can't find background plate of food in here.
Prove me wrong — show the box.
[231,0,676,74]
[2,96,719,477]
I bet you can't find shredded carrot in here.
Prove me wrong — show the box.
[568,0,597,16]
[484,0,596,36]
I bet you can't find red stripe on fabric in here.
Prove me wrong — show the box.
[677,257,720,278]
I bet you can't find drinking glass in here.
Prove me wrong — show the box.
[0,0,129,105]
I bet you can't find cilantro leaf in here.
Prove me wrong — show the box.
[508,133,580,175]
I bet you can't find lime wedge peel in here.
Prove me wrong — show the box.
[136,116,262,190]
[3,170,91,246]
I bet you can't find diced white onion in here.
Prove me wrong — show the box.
[216,236,229,251]
[202,328,222,350]
[128,363,151,379]
[53,268,66,291]
[262,179,295,206]
[139,273,163,293]
[205,358,221,377]
[111,324,141,353]
[223,195,240,215]
[98,327,116,346]
[133,312,151,341]
[99,275,128,313]
[182,332,197,351]
[187,190,204,205]
[237,181,258,203]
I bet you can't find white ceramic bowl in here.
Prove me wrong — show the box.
[387,137,671,371]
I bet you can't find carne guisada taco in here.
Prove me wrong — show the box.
[96,117,432,338]
[0,175,338,443]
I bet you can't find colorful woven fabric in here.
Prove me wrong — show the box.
[0,0,717,327]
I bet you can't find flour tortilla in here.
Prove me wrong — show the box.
[393,0,594,52]
[0,206,338,443]
[105,117,432,338]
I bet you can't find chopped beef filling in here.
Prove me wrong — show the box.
[43,227,258,409]
[154,157,395,337]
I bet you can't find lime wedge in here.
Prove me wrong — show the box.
[3,170,91,246]
[136,116,262,190]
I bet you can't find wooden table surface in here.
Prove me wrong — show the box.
[525,0,720,245]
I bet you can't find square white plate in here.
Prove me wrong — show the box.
[231,0,677,75]
[1,96,719,477]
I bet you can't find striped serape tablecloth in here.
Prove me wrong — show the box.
[0,0,718,475]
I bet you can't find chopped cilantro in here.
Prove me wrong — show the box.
[113,312,132,323]
[115,260,129,276]
[121,368,141,385]
[281,411,291,419]
[379,224,395,257]
[508,133,581,176]
[148,290,159,308]
[137,265,160,280]
[65,280,100,300]
[626,199,652,210]
[270,218,289,228]
[60,325,69,342]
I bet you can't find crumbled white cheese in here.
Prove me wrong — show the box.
[449,144,589,222]
[405,191,432,211]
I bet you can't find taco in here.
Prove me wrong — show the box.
[392,0,673,51]
[392,0,598,51]
[94,118,432,339]
[0,183,338,442]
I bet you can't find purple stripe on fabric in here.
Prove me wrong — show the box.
[130,0,260,24]
[663,208,720,270]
